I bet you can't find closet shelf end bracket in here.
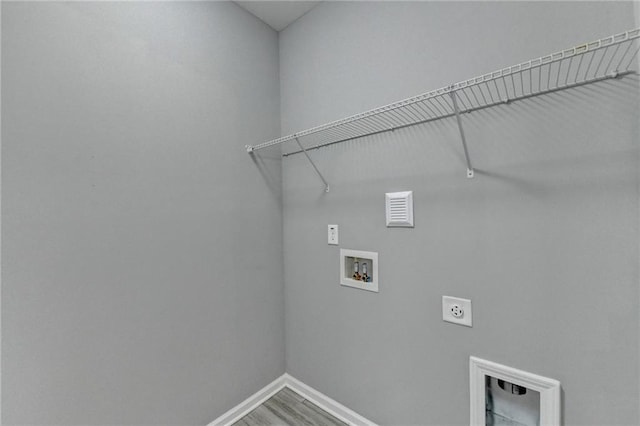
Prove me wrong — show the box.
[294,136,330,193]
[449,90,475,179]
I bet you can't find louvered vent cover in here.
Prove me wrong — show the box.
[385,191,414,227]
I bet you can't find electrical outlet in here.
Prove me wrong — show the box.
[328,224,339,245]
[450,304,464,318]
[442,296,472,327]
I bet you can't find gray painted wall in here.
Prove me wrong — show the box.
[2,2,283,424]
[280,2,639,425]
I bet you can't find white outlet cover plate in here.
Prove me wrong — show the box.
[442,296,472,327]
[328,224,339,245]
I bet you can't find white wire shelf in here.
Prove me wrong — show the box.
[246,28,640,189]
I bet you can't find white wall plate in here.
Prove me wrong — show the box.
[328,224,339,245]
[442,296,472,327]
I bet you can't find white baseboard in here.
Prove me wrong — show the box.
[282,374,377,426]
[208,375,286,426]
[208,373,377,426]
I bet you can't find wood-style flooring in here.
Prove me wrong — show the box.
[232,387,348,426]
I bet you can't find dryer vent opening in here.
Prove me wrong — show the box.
[486,376,540,426]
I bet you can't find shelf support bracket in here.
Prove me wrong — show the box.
[294,136,330,192]
[449,91,474,178]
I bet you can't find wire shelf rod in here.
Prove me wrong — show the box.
[283,111,460,157]
[625,44,640,70]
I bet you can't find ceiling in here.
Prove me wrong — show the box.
[235,1,321,32]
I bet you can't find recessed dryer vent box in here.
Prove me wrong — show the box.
[470,356,561,426]
[340,249,378,293]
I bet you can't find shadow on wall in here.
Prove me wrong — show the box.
[250,147,284,201]
[280,73,639,198]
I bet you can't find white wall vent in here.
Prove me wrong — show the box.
[385,191,414,227]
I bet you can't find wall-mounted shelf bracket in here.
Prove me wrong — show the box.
[449,91,474,179]
[294,136,330,192]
